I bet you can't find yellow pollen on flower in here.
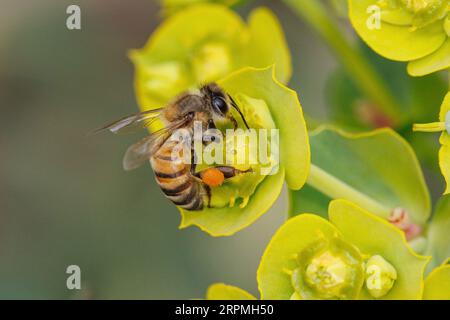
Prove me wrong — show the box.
[229,196,236,208]
[403,0,437,12]
[239,196,250,208]
[304,251,349,295]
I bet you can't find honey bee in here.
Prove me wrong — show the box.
[95,83,251,211]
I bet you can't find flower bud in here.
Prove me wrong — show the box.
[365,255,397,298]
[388,207,422,240]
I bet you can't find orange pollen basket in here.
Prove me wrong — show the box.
[201,168,225,187]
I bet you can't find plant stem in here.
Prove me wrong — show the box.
[413,122,446,132]
[282,0,404,126]
[307,164,391,218]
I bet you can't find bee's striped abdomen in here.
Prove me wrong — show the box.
[150,141,204,211]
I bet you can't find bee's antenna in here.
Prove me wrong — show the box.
[228,95,250,130]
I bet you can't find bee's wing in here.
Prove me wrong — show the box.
[91,108,164,135]
[122,118,190,171]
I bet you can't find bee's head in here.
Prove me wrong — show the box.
[201,83,249,129]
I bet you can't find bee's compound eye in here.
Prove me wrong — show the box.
[212,96,228,115]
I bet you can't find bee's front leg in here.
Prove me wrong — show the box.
[229,116,238,130]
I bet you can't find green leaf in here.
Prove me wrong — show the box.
[326,43,447,130]
[290,127,431,225]
[206,283,256,300]
[329,199,430,300]
[288,184,329,219]
[425,195,450,270]
[326,45,446,182]
[423,264,450,300]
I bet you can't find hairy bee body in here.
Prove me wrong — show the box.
[98,83,250,211]
[150,139,205,211]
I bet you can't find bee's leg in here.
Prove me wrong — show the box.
[215,166,252,179]
[204,185,212,208]
[189,147,202,184]
[189,146,198,174]
[190,158,204,185]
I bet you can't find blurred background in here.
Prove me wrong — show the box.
[0,0,445,299]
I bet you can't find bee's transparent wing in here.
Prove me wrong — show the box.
[122,118,189,171]
[91,108,164,135]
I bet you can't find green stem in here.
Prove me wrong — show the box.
[413,122,446,132]
[307,164,391,218]
[282,0,404,126]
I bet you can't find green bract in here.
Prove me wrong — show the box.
[329,200,430,299]
[289,127,431,225]
[423,262,450,299]
[179,67,310,236]
[130,5,291,110]
[257,199,430,300]
[348,0,450,76]
[206,283,256,300]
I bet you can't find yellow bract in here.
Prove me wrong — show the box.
[348,0,450,76]
[423,263,450,299]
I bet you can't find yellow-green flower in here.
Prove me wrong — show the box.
[205,283,256,300]
[413,92,450,194]
[348,0,450,76]
[423,260,450,299]
[179,67,310,236]
[257,199,430,300]
[130,4,291,111]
